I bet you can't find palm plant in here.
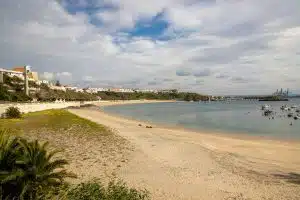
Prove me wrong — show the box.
[16,140,75,199]
[0,130,75,199]
[0,129,19,170]
[0,129,21,199]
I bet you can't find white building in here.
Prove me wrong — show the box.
[109,88,135,93]
[50,85,66,92]
[97,88,109,92]
[85,87,112,93]
[119,88,134,93]
[85,88,99,94]
[65,86,78,91]
[36,80,50,85]
[134,89,158,93]
[75,88,84,93]
[0,68,24,80]
[0,67,38,82]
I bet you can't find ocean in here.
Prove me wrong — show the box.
[102,99,300,140]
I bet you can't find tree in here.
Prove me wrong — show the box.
[0,84,11,101]
[55,80,61,87]
[40,83,50,90]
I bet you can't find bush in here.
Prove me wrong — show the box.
[65,181,105,200]
[105,181,150,200]
[65,180,150,200]
[4,106,21,118]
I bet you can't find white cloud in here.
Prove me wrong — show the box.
[0,0,300,95]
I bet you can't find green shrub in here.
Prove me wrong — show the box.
[4,106,21,118]
[65,181,150,200]
[105,181,150,200]
[66,181,105,200]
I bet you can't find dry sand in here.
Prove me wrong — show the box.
[67,102,300,200]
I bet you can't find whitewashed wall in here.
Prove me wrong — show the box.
[0,101,97,115]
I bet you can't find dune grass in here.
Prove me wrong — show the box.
[0,109,111,136]
[0,111,149,200]
[0,109,131,180]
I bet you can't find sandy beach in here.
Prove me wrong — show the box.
[68,103,300,200]
[91,99,176,106]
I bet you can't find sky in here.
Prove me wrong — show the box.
[0,0,300,95]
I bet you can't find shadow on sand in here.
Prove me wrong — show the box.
[273,173,300,185]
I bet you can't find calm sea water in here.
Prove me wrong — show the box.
[102,99,300,140]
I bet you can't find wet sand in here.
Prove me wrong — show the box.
[68,106,300,200]
[92,99,176,106]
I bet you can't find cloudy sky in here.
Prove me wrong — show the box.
[1,0,299,95]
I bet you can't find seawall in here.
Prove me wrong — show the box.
[0,100,174,115]
[0,101,97,115]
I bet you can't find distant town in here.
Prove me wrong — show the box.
[0,66,164,94]
[1,66,299,102]
[0,65,210,102]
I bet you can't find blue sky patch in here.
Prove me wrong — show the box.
[126,12,169,39]
[61,0,169,39]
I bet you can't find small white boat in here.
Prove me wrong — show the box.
[291,105,298,109]
[281,105,288,111]
[261,104,270,110]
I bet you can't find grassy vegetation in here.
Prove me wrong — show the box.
[0,130,149,200]
[0,109,149,200]
[40,180,149,200]
[97,90,209,101]
[0,109,110,136]
[0,74,98,102]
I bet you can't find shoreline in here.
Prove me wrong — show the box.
[92,99,176,107]
[97,106,300,148]
[68,107,300,199]
[69,107,300,173]
[97,101,300,143]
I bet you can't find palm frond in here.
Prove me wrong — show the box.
[1,169,25,183]
[37,169,76,183]
[44,159,69,172]
[20,182,31,200]
[46,149,62,161]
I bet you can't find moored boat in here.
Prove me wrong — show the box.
[261,104,270,110]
